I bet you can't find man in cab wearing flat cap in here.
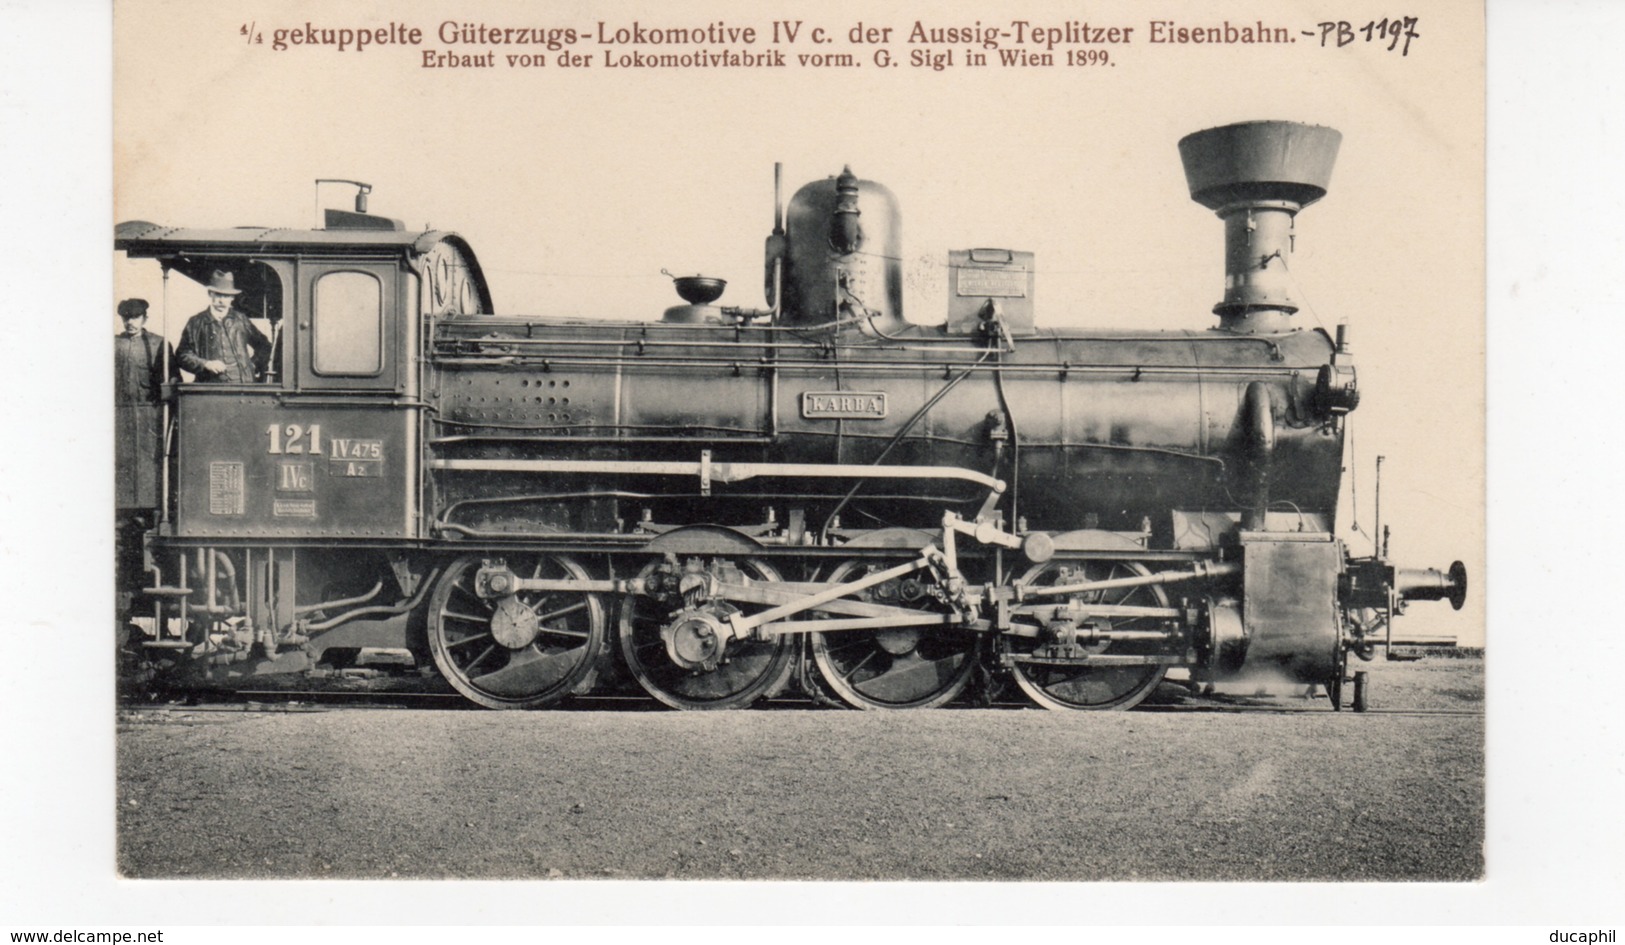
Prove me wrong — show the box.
[176,270,272,383]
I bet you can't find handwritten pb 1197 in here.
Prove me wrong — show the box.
[1308,18,1420,56]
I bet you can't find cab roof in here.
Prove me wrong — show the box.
[115,220,495,313]
[115,220,466,256]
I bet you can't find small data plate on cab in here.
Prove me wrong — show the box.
[329,438,385,477]
[273,498,318,518]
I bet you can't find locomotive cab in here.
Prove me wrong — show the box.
[116,210,497,678]
[116,214,495,536]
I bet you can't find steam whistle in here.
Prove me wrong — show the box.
[828,166,863,255]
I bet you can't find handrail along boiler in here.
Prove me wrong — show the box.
[114,121,1466,711]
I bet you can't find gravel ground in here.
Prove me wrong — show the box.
[116,658,1483,881]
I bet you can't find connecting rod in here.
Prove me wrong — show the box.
[1019,561,1238,600]
[728,554,931,638]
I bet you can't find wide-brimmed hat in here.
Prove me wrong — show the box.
[117,298,149,319]
[205,270,242,295]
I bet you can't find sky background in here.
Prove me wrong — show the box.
[113,0,1486,642]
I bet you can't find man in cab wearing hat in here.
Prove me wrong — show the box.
[175,270,273,383]
[114,297,178,509]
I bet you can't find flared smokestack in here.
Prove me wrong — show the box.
[1179,121,1341,332]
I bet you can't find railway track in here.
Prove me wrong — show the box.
[118,685,1483,717]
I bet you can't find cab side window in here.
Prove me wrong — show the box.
[313,271,383,376]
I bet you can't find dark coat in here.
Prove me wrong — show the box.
[176,309,272,383]
[114,329,177,403]
[114,329,177,509]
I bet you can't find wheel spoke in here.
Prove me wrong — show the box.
[464,644,499,673]
[532,599,587,624]
[838,648,880,681]
[446,631,493,649]
[441,609,489,624]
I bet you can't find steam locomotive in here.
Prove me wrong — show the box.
[114,120,1466,711]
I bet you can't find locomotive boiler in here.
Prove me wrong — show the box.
[114,120,1467,711]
